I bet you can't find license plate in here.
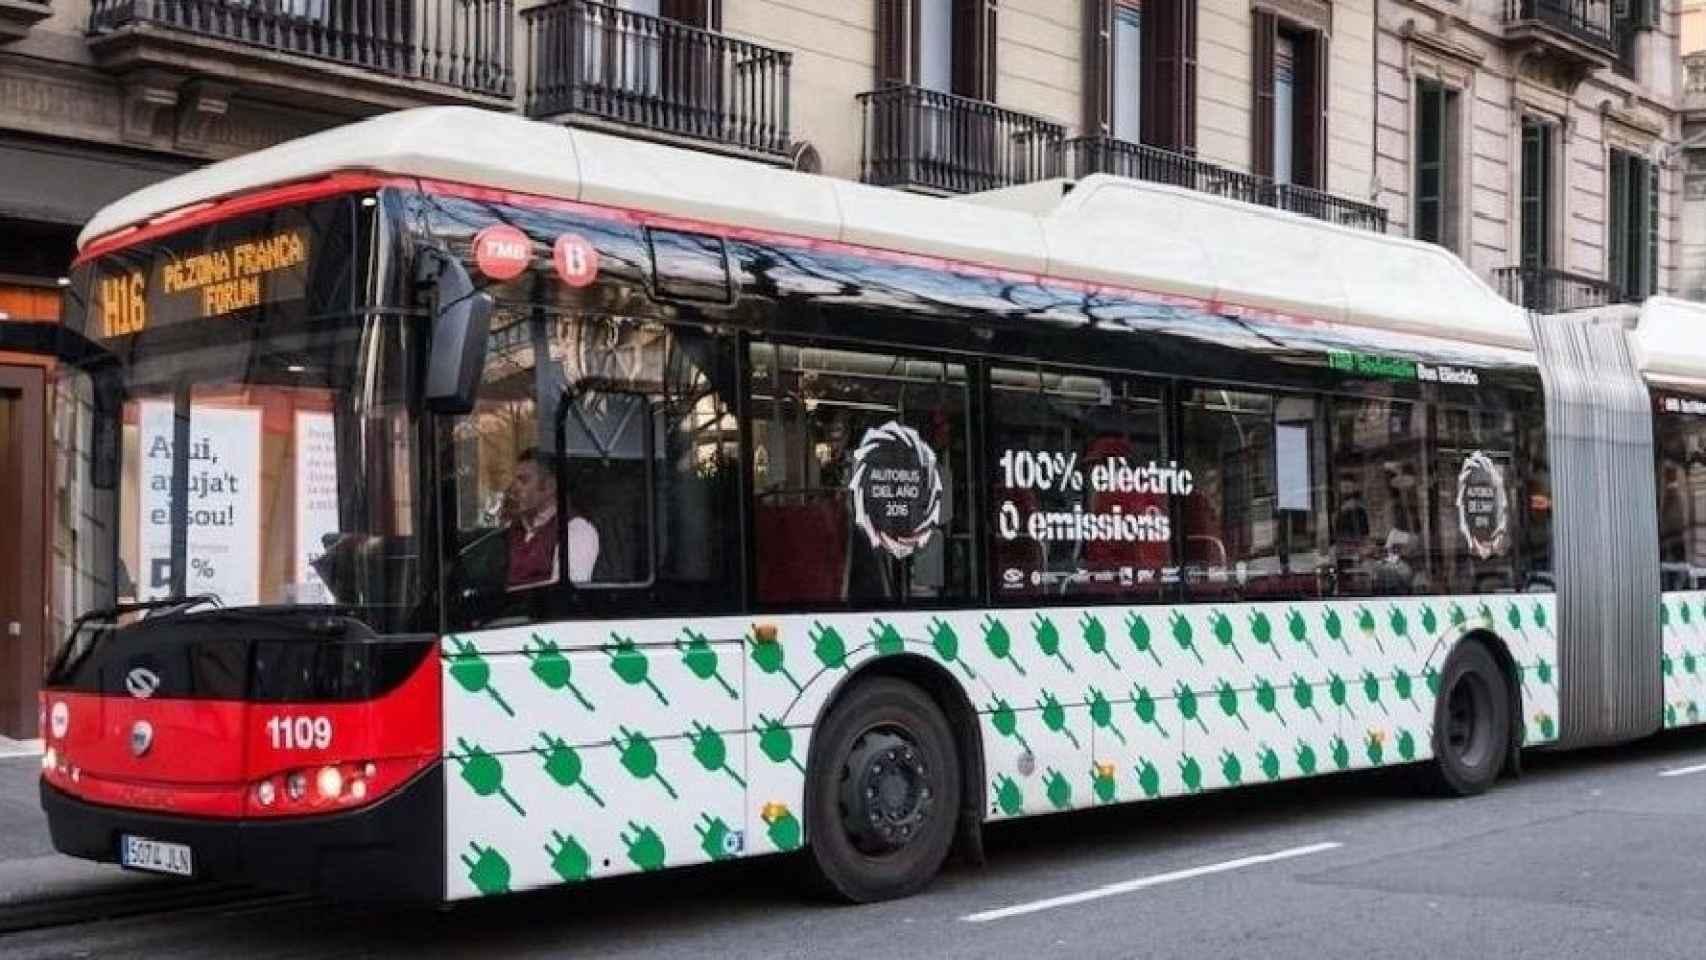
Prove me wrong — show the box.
[120,835,194,877]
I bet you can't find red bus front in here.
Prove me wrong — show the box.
[38,182,451,900]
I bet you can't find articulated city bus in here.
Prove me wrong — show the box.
[32,107,1706,904]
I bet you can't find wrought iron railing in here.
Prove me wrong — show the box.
[1065,135,1388,233]
[87,0,514,97]
[525,0,791,158]
[1503,0,1614,51]
[1494,265,1627,313]
[859,85,1066,194]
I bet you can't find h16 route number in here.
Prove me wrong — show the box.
[265,715,333,751]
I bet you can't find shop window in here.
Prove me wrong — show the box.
[749,342,971,606]
[987,366,1170,599]
[1178,388,1328,599]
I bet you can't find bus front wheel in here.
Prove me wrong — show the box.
[804,677,962,903]
[1426,641,1512,796]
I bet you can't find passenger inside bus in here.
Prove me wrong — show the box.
[504,447,600,589]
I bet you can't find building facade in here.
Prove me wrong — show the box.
[1679,2,1706,299]
[0,0,1687,737]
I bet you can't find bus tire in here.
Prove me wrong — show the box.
[1425,640,1511,797]
[804,677,962,903]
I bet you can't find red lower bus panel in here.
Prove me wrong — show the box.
[40,650,440,820]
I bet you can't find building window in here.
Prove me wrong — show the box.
[876,0,997,100]
[1609,148,1659,302]
[1253,12,1325,188]
[1520,116,1556,270]
[1414,79,1461,251]
[1614,0,1657,81]
[1112,1,1141,142]
[1085,0,1196,153]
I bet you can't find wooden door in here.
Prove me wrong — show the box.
[0,364,46,739]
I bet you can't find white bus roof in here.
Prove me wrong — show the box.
[81,106,1533,352]
[1631,297,1706,389]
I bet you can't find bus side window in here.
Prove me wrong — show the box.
[986,367,1169,603]
[1178,388,1329,601]
[1328,395,1431,597]
[1656,403,1706,591]
[1432,405,1520,594]
[747,341,972,607]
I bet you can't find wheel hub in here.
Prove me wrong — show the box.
[840,729,935,855]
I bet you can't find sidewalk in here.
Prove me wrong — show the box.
[0,754,164,915]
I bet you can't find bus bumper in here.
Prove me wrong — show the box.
[40,764,445,902]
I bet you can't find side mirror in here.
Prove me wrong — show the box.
[419,248,494,415]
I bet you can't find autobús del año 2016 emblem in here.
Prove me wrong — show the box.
[1456,450,1509,560]
[849,421,943,559]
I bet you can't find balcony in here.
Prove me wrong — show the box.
[858,85,1065,195]
[0,0,51,43]
[1065,135,1388,234]
[524,0,791,162]
[86,0,514,130]
[1501,0,1615,90]
[1493,265,1626,313]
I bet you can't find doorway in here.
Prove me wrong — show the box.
[0,363,46,739]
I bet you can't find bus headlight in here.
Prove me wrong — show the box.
[315,765,343,800]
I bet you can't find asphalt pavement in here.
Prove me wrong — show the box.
[3,728,1705,959]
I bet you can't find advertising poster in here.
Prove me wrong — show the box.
[294,411,340,603]
[137,401,261,606]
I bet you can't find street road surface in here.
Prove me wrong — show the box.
[6,728,1706,959]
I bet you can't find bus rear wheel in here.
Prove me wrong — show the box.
[804,677,961,903]
[1426,641,1511,796]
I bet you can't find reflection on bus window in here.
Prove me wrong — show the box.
[987,367,1169,600]
[1657,403,1706,590]
[749,342,971,606]
[1179,388,1329,599]
[101,316,415,613]
[447,310,736,624]
[1329,397,1430,596]
[1433,407,1519,594]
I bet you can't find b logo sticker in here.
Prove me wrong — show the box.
[553,233,600,288]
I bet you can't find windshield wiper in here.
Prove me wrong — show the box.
[69,594,221,634]
[52,594,221,682]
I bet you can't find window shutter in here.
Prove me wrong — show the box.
[1143,0,1196,153]
[1647,157,1660,297]
[1086,0,1113,136]
[1608,149,1629,293]
[876,0,915,87]
[1252,10,1277,178]
[952,0,998,101]
[1298,29,1328,189]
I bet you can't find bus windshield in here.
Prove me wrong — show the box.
[53,194,427,644]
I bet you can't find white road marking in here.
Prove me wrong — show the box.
[0,736,42,759]
[1657,761,1706,778]
[962,841,1343,923]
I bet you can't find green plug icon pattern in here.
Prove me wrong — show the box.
[438,590,1564,898]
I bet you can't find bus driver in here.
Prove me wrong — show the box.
[506,448,600,588]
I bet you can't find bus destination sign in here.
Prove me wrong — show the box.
[95,227,312,339]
